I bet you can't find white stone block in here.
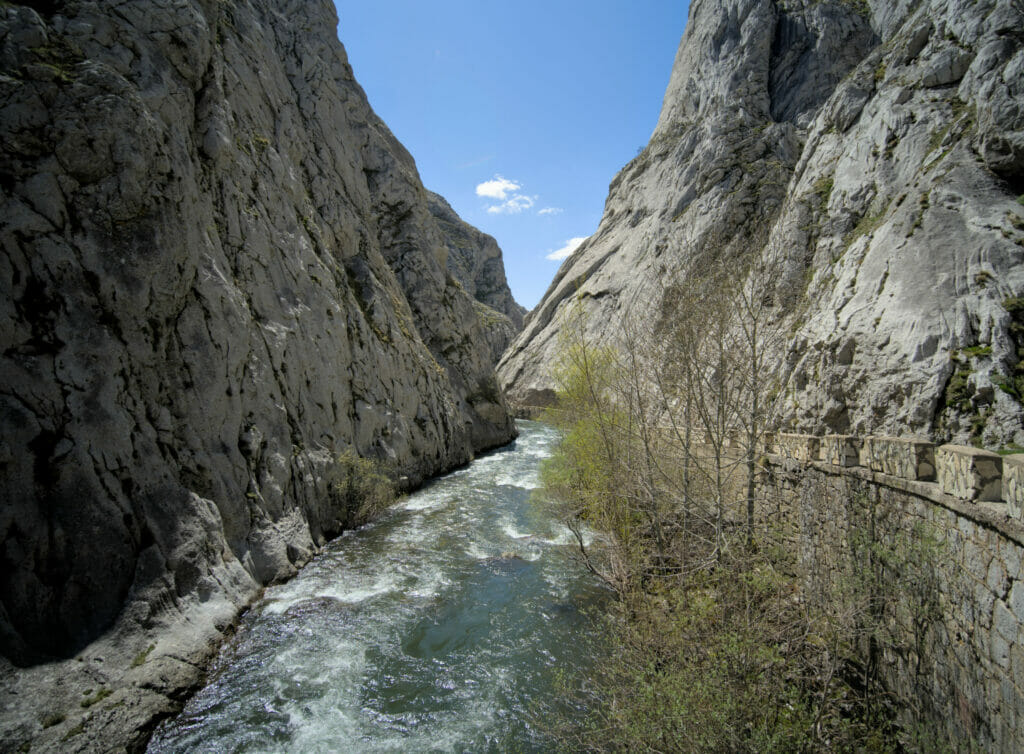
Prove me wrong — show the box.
[1003,454,1024,519]
[937,445,1002,502]
[864,436,936,481]
[776,433,820,462]
[822,434,861,467]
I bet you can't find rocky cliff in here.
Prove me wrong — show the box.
[0,0,516,749]
[429,191,526,363]
[500,0,1024,447]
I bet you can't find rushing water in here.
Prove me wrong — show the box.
[148,421,610,753]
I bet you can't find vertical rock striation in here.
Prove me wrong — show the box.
[428,191,527,363]
[500,0,1024,446]
[0,0,516,748]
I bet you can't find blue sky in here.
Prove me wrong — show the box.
[332,1,690,310]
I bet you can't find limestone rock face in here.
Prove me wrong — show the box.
[0,0,514,748]
[428,191,526,363]
[500,0,1024,447]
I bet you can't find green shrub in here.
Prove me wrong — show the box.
[812,175,834,215]
[80,688,111,708]
[41,712,65,728]
[997,298,1024,403]
[944,368,973,412]
[328,450,395,530]
[538,284,940,752]
[961,344,991,357]
[130,643,155,668]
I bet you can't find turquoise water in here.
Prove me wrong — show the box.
[148,421,609,753]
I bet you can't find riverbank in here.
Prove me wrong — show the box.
[0,431,522,754]
[148,421,609,752]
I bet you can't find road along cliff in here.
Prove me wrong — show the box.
[0,0,520,749]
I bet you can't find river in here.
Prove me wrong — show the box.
[147,420,610,753]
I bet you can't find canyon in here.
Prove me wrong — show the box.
[3,0,1024,750]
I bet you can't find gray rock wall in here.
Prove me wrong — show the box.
[0,1,515,748]
[499,0,1024,447]
[428,191,526,363]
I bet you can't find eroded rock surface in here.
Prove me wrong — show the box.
[429,191,526,363]
[500,0,1024,446]
[0,0,515,749]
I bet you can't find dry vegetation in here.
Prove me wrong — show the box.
[535,241,943,751]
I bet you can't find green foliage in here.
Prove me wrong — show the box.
[61,718,87,741]
[927,124,950,154]
[847,199,890,246]
[467,373,503,405]
[41,712,66,728]
[596,565,898,752]
[540,330,640,589]
[883,130,900,160]
[1004,296,1024,322]
[997,298,1024,403]
[80,688,112,708]
[944,368,973,412]
[943,350,998,439]
[960,344,992,358]
[299,213,318,240]
[970,408,993,444]
[131,643,155,668]
[556,487,945,753]
[924,98,974,173]
[906,191,930,237]
[537,274,938,750]
[327,451,396,530]
[994,373,1023,402]
[25,36,83,84]
[812,175,834,215]
[950,96,975,127]
[472,299,507,329]
[801,0,870,16]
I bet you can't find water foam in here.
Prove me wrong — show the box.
[149,422,608,754]
[464,541,492,561]
[493,469,540,489]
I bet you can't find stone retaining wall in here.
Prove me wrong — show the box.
[772,433,1022,515]
[761,433,1024,751]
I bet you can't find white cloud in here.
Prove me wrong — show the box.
[546,236,588,261]
[476,174,546,215]
[476,175,520,200]
[486,194,536,215]
[538,207,563,216]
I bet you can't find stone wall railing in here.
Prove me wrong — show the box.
[772,432,1023,519]
[763,432,1024,751]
